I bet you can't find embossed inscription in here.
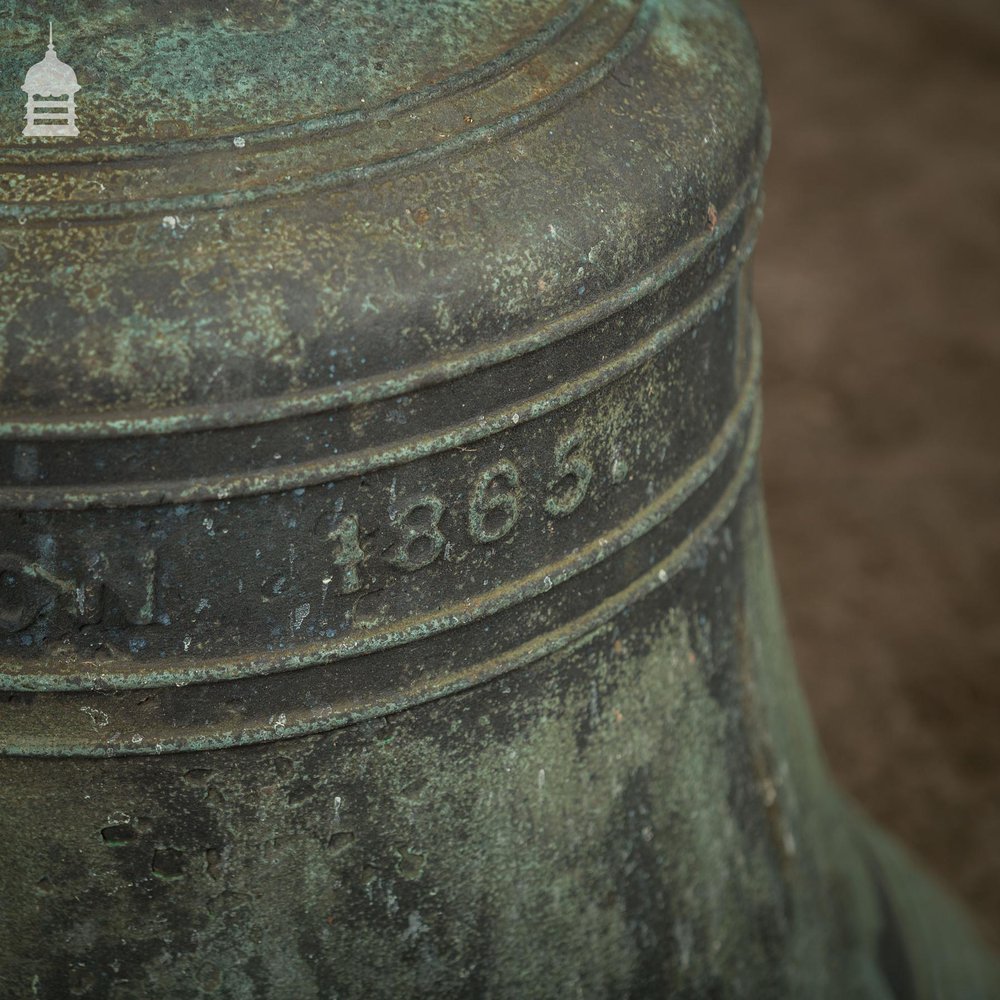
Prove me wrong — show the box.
[335,436,603,594]
[545,433,593,518]
[328,516,363,593]
[387,496,446,572]
[468,460,521,544]
[237,438,609,602]
[0,548,159,634]
[4,431,621,642]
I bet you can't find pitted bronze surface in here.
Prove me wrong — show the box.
[1,1,997,997]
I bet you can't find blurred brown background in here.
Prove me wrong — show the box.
[743,0,1000,948]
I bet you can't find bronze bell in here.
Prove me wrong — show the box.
[0,1,996,997]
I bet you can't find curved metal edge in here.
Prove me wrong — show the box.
[0,0,652,222]
[0,0,594,166]
[0,147,762,442]
[0,209,760,511]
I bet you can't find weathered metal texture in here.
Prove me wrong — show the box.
[0,1,996,997]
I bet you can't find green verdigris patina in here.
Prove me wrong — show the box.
[0,0,997,996]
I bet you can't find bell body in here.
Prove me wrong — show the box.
[0,1,996,997]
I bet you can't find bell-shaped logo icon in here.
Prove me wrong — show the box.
[21,22,80,137]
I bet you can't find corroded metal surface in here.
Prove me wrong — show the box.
[0,1,997,997]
